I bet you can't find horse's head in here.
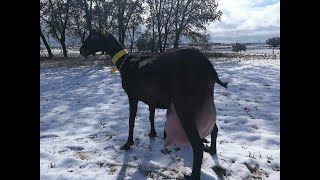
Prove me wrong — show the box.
[79,29,106,57]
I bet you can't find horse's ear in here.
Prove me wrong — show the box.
[102,28,111,37]
[102,28,107,35]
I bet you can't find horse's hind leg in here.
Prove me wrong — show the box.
[173,97,204,180]
[204,123,218,155]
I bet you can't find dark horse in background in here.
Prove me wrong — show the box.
[79,30,228,180]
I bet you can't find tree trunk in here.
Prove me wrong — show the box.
[130,27,134,52]
[173,0,192,48]
[88,0,93,32]
[173,26,184,47]
[81,31,86,43]
[163,0,174,52]
[173,0,181,48]
[40,28,53,58]
[152,16,155,53]
[163,34,168,52]
[272,47,274,54]
[117,1,125,46]
[157,27,162,52]
[173,33,180,48]
[156,0,163,52]
[118,19,122,45]
[83,0,92,32]
[121,30,126,46]
[130,41,134,52]
[60,35,68,57]
[118,14,124,45]
[163,23,169,51]
[130,26,135,52]
[61,42,68,57]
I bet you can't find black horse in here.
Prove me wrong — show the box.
[80,30,228,179]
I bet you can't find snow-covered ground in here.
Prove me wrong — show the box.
[40,57,280,179]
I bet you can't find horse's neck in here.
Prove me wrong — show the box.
[103,36,130,71]
[104,35,125,58]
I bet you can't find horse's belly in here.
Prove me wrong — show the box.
[164,100,216,147]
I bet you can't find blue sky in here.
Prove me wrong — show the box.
[206,0,280,43]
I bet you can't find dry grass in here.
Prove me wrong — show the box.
[204,52,279,59]
[40,56,112,68]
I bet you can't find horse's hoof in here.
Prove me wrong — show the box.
[204,144,216,155]
[120,142,134,150]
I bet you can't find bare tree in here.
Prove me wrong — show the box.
[68,0,117,44]
[232,42,247,53]
[39,0,222,57]
[76,0,94,32]
[266,37,280,54]
[126,13,143,52]
[69,1,88,43]
[147,0,174,52]
[40,1,53,58]
[161,0,174,51]
[115,0,143,46]
[41,0,72,57]
[136,37,148,51]
[172,0,222,47]
[92,0,117,33]
[189,32,211,52]
[145,4,157,53]
[92,0,104,31]
[40,27,54,58]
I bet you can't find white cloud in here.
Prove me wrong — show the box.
[207,0,280,43]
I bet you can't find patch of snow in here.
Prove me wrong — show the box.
[41,58,280,179]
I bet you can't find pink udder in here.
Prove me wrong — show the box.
[164,101,216,147]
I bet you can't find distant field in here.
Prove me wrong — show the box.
[40,44,280,59]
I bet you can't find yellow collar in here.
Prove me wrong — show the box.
[109,49,128,74]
